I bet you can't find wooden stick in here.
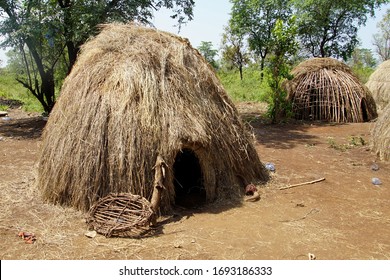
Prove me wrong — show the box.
[279,177,325,190]
[244,191,260,202]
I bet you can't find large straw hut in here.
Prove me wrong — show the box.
[366,60,390,111]
[36,23,268,214]
[285,58,378,122]
[371,103,390,161]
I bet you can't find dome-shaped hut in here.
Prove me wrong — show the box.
[372,103,390,161]
[366,59,390,111]
[285,58,378,122]
[36,24,268,214]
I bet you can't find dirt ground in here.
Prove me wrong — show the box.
[0,102,389,260]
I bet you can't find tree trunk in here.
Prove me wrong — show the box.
[260,58,265,81]
[66,41,79,73]
[41,70,56,112]
[24,39,56,113]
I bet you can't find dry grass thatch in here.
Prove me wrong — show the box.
[371,103,390,161]
[36,23,269,214]
[366,60,390,111]
[284,58,378,122]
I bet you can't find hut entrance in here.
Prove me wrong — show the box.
[173,148,206,208]
[361,99,369,122]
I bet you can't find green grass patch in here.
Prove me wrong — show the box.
[0,104,9,111]
[0,68,44,112]
[1,64,273,113]
[351,65,375,84]
[327,135,366,151]
[218,66,272,103]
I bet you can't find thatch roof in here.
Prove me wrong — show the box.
[36,23,268,213]
[366,60,390,111]
[371,103,390,161]
[284,58,378,122]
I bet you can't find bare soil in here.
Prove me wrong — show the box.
[1,103,389,260]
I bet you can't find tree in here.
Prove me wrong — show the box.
[221,26,249,81]
[294,0,388,60]
[229,0,292,80]
[349,48,377,68]
[197,41,218,69]
[220,24,249,80]
[347,47,377,83]
[373,8,390,62]
[0,0,195,113]
[267,16,298,123]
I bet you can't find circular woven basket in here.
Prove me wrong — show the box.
[86,193,154,237]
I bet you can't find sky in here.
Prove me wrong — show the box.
[153,0,390,59]
[0,1,389,66]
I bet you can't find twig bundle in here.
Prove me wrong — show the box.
[284,58,377,122]
[86,193,154,237]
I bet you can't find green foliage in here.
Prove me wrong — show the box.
[347,48,377,83]
[351,65,375,84]
[0,0,195,113]
[0,68,43,112]
[266,16,298,123]
[294,0,388,60]
[220,24,249,80]
[327,135,366,151]
[349,136,366,146]
[349,48,377,68]
[197,41,219,69]
[229,0,292,79]
[373,8,390,61]
[218,65,271,102]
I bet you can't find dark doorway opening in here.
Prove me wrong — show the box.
[361,99,369,122]
[173,148,206,208]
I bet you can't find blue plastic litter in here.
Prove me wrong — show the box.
[265,163,275,172]
[372,178,382,185]
[1,116,11,121]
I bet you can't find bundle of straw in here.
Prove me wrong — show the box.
[36,23,268,213]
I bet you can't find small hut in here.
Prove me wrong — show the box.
[36,24,268,214]
[284,58,378,122]
[366,60,390,111]
[371,103,390,161]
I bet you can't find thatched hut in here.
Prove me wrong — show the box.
[366,60,390,111]
[371,103,390,161]
[284,58,378,122]
[36,23,268,214]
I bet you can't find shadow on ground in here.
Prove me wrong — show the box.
[0,117,46,139]
[241,110,350,150]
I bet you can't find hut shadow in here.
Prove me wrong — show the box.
[245,114,351,149]
[253,122,320,149]
[255,122,354,150]
[240,107,350,149]
[0,117,46,140]
[114,212,191,239]
[240,111,319,149]
[119,199,245,239]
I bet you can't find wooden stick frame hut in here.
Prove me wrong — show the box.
[284,58,378,123]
